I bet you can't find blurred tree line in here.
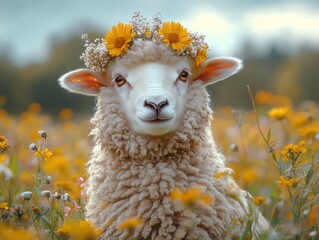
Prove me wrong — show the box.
[0,33,318,116]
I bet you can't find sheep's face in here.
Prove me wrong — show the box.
[109,58,191,136]
[58,42,242,136]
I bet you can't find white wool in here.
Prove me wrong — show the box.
[85,82,268,239]
[59,36,269,239]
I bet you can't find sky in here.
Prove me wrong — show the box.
[1,0,319,66]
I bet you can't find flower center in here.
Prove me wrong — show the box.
[168,33,179,43]
[115,37,126,48]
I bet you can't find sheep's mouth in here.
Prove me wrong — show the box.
[141,117,172,123]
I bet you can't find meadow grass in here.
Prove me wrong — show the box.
[0,90,318,240]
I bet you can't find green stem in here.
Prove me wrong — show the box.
[27,200,35,227]
[247,85,276,155]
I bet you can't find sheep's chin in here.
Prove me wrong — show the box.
[132,118,178,136]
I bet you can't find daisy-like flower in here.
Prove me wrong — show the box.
[0,135,10,154]
[0,202,9,211]
[118,217,142,231]
[104,22,136,57]
[268,106,290,120]
[158,21,191,51]
[195,46,208,66]
[170,187,213,207]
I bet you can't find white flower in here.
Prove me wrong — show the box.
[29,143,38,151]
[41,190,51,198]
[20,191,32,200]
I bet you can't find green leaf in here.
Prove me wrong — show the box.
[267,128,272,143]
[306,160,315,185]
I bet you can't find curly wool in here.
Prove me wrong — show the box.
[86,82,251,240]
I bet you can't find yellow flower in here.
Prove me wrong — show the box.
[59,108,74,121]
[0,202,9,211]
[298,122,319,138]
[277,176,300,188]
[195,46,208,66]
[268,106,290,120]
[158,21,191,50]
[56,220,101,240]
[241,168,258,185]
[118,217,142,231]
[0,135,10,154]
[55,180,73,192]
[105,22,136,57]
[35,147,53,161]
[0,224,35,240]
[252,196,266,206]
[0,154,6,164]
[280,141,307,162]
[170,187,213,207]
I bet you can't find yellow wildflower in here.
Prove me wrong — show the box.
[158,21,191,50]
[59,108,74,121]
[0,135,10,154]
[35,147,53,161]
[170,187,213,207]
[195,46,208,66]
[255,91,291,106]
[277,176,300,188]
[0,202,9,211]
[0,154,6,164]
[28,102,42,113]
[0,224,35,240]
[298,122,319,138]
[281,141,307,162]
[252,196,266,206]
[241,168,258,185]
[55,180,73,192]
[214,171,228,179]
[118,217,142,231]
[56,220,101,240]
[32,205,40,215]
[105,22,136,57]
[214,169,233,179]
[268,106,290,120]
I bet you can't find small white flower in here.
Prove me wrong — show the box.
[20,191,32,201]
[41,190,51,198]
[62,193,70,202]
[38,130,47,139]
[29,143,38,151]
[52,192,61,199]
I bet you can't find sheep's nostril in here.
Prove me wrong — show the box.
[144,99,169,112]
[158,100,169,111]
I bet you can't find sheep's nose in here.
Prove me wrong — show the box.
[144,99,169,112]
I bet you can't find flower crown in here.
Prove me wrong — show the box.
[80,12,209,73]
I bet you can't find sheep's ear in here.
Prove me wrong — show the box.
[58,69,108,96]
[193,57,242,86]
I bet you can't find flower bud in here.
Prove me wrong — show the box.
[20,191,32,201]
[41,190,51,199]
[38,130,48,140]
[29,143,38,152]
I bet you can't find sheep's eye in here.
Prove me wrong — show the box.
[115,75,126,87]
[178,71,189,82]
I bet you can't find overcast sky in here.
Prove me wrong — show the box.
[1,0,319,66]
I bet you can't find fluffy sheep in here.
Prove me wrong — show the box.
[59,16,268,240]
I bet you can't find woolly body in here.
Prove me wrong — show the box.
[59,40,268,239]
[87,83,248,239]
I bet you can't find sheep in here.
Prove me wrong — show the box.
[58,13,269,239]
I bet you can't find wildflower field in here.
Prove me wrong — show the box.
[0,89,319,240]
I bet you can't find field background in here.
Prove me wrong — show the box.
[1,0,319,239]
